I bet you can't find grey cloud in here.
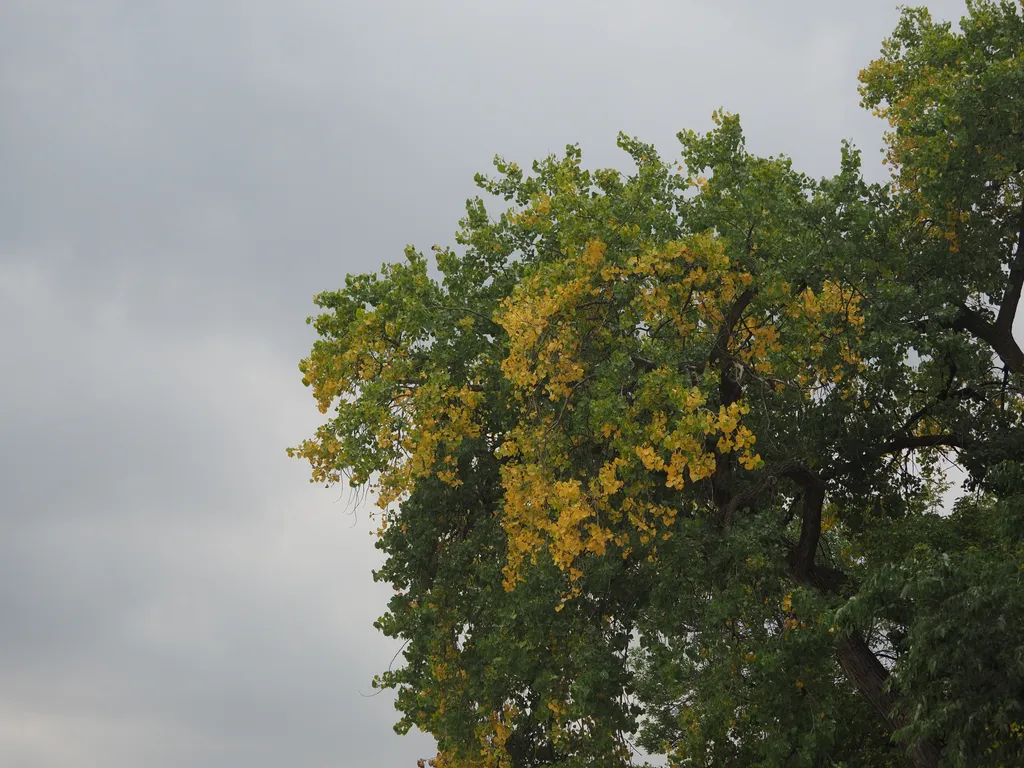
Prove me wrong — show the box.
[0,262,434,765]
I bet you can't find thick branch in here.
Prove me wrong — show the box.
[995,195,1024,334]
[877,433,961,454]
[630,354,658,373]
[721,459,799,525]
[707,289,758,511]
[776,461,943,765]
[709,288,758,407]
[728,462,940,762]
[764,458,943,764]
[719,461,828,586]
[836,633,942,768]
[781,464,826,581]
[824,432,965,483]
[953,304,1024,374]
[709,289,757,373]
[783,512,942,766]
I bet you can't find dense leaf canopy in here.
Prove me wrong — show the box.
[292,3,1024,766]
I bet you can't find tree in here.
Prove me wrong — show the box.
[291,3,1024,765]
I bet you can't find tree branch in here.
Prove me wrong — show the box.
[721,459,799,525]
[709,288,758,375]
[952,303,1024,374]
[995,195,1024,335]
[630,354,658,373]
[836,632,942,768]
[718,460,827,587]
[877,433,961,454]
[706,288,759,512]
[781,464,826,582]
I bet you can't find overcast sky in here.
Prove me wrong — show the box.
[0,2,969,766]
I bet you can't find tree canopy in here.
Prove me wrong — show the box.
[291,3,1024,766]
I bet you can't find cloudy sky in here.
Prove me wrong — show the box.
[0,1,969,765]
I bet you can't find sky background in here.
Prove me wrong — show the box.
[0,1,968,766]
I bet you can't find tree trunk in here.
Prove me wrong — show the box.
[836,632,942,768]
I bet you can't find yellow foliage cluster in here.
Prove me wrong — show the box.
[291,303,487,519]
[494,231,867,592]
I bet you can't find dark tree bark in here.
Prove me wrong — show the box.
[779,468,943,767]
[951,197,1024,374]
[836,633,942,768]
[953,304,1024,374]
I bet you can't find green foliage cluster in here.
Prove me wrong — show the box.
[293,4,1024,766]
